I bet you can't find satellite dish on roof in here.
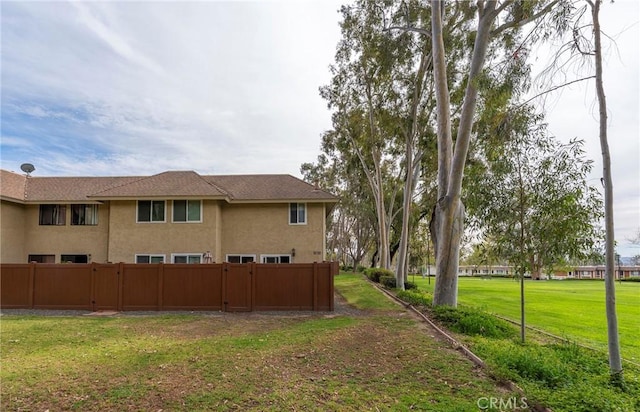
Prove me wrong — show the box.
[20,163,35,176]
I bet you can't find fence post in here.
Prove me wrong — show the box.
[90,262,96,311]
[28,262,36,309]
[117,262,124,311]
[313,262,318,311]
[158,263,164,311]
[222,262,228,312]
[331,261,337,311]
[250,261,256,312]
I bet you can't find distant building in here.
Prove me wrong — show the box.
[458,264,640,279]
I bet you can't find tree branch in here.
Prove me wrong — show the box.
[492,0,561,36]
[518,76,596,108]
[383,26,431,37]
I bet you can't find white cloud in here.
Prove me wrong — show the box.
[1,1,343,177]
[1,0,637,254]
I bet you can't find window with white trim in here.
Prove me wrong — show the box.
[172,254,202,264]
[39,204,66,225]
[261,255,291,264]
[226,255,256,263]
[137,200,165,222]
[289,203,306,225]
[71,204,98,225]
[135,254,165,264]
[172,200,202,222]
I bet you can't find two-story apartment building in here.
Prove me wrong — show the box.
[0,169,338,264]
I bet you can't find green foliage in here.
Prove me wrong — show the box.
[364,267,394,283]
[487,341,566,387]
[379,275,397,288]
[467,106,604,275]
[473,338,640,412]
[404,281,418,290]
[621,277,640,283]
[397,289,432,307]
[431,306,516,339]
[375,275,418,290]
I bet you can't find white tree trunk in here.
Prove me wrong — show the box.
[431,0,495,306]
[433,197,465,306]
[590,0,623,381]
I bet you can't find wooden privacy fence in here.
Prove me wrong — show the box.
[0,262,336,312]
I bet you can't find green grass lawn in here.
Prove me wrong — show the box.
[411,276,640,362]
[1,277,518,411]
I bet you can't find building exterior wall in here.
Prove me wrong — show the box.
[2,199,328,264]
[21,203,109,263]
[1,200,26,263]
[107,200,222,263]
[220,202,327,263]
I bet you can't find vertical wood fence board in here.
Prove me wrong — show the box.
[315,264,333,311]
[253,264,315,310]
[33,264,92,309]
[117,262,124,311]
[0,264,32,308]
[121,264,160,310]
[162,264,223,310]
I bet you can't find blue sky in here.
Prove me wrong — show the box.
[1,1,638,256]
[1,1,343,176]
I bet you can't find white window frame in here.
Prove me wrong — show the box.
[137,200,166,223]
[225,254,256,263]
[135,254,166,264]
[171,253,203,264]
[172,200,202,223]
[260,254,292,264]
[289,202,307,225]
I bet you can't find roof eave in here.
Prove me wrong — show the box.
[0,195,26,204]
[87,195,230,201]
[224,198,340,204]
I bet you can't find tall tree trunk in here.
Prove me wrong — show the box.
[395,43,429,289]
[431,0,496,306]
[433,197,465,305]
[590,0,623,384]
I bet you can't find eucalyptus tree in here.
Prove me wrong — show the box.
[319,1,404,270]
[429,0,568,306]
[466,105,603,341]
[531,0,624,385]
[320,0,440,277]
[588,0,623,384]
[301,148,377,270]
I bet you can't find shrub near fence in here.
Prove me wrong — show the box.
[0,262,336,312]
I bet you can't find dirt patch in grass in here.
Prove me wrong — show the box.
[2,299,517,411]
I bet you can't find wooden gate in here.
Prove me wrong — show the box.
[224,264,252,312]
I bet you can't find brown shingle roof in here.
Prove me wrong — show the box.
[90,171,226,199]
[25,176,141,202]
[206,174,337,201]
[0,170,338,203]
[0,169,27,202]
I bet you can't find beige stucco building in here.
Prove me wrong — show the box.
[0,170,338,264]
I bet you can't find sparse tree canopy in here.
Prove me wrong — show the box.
[466,105,603,279]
